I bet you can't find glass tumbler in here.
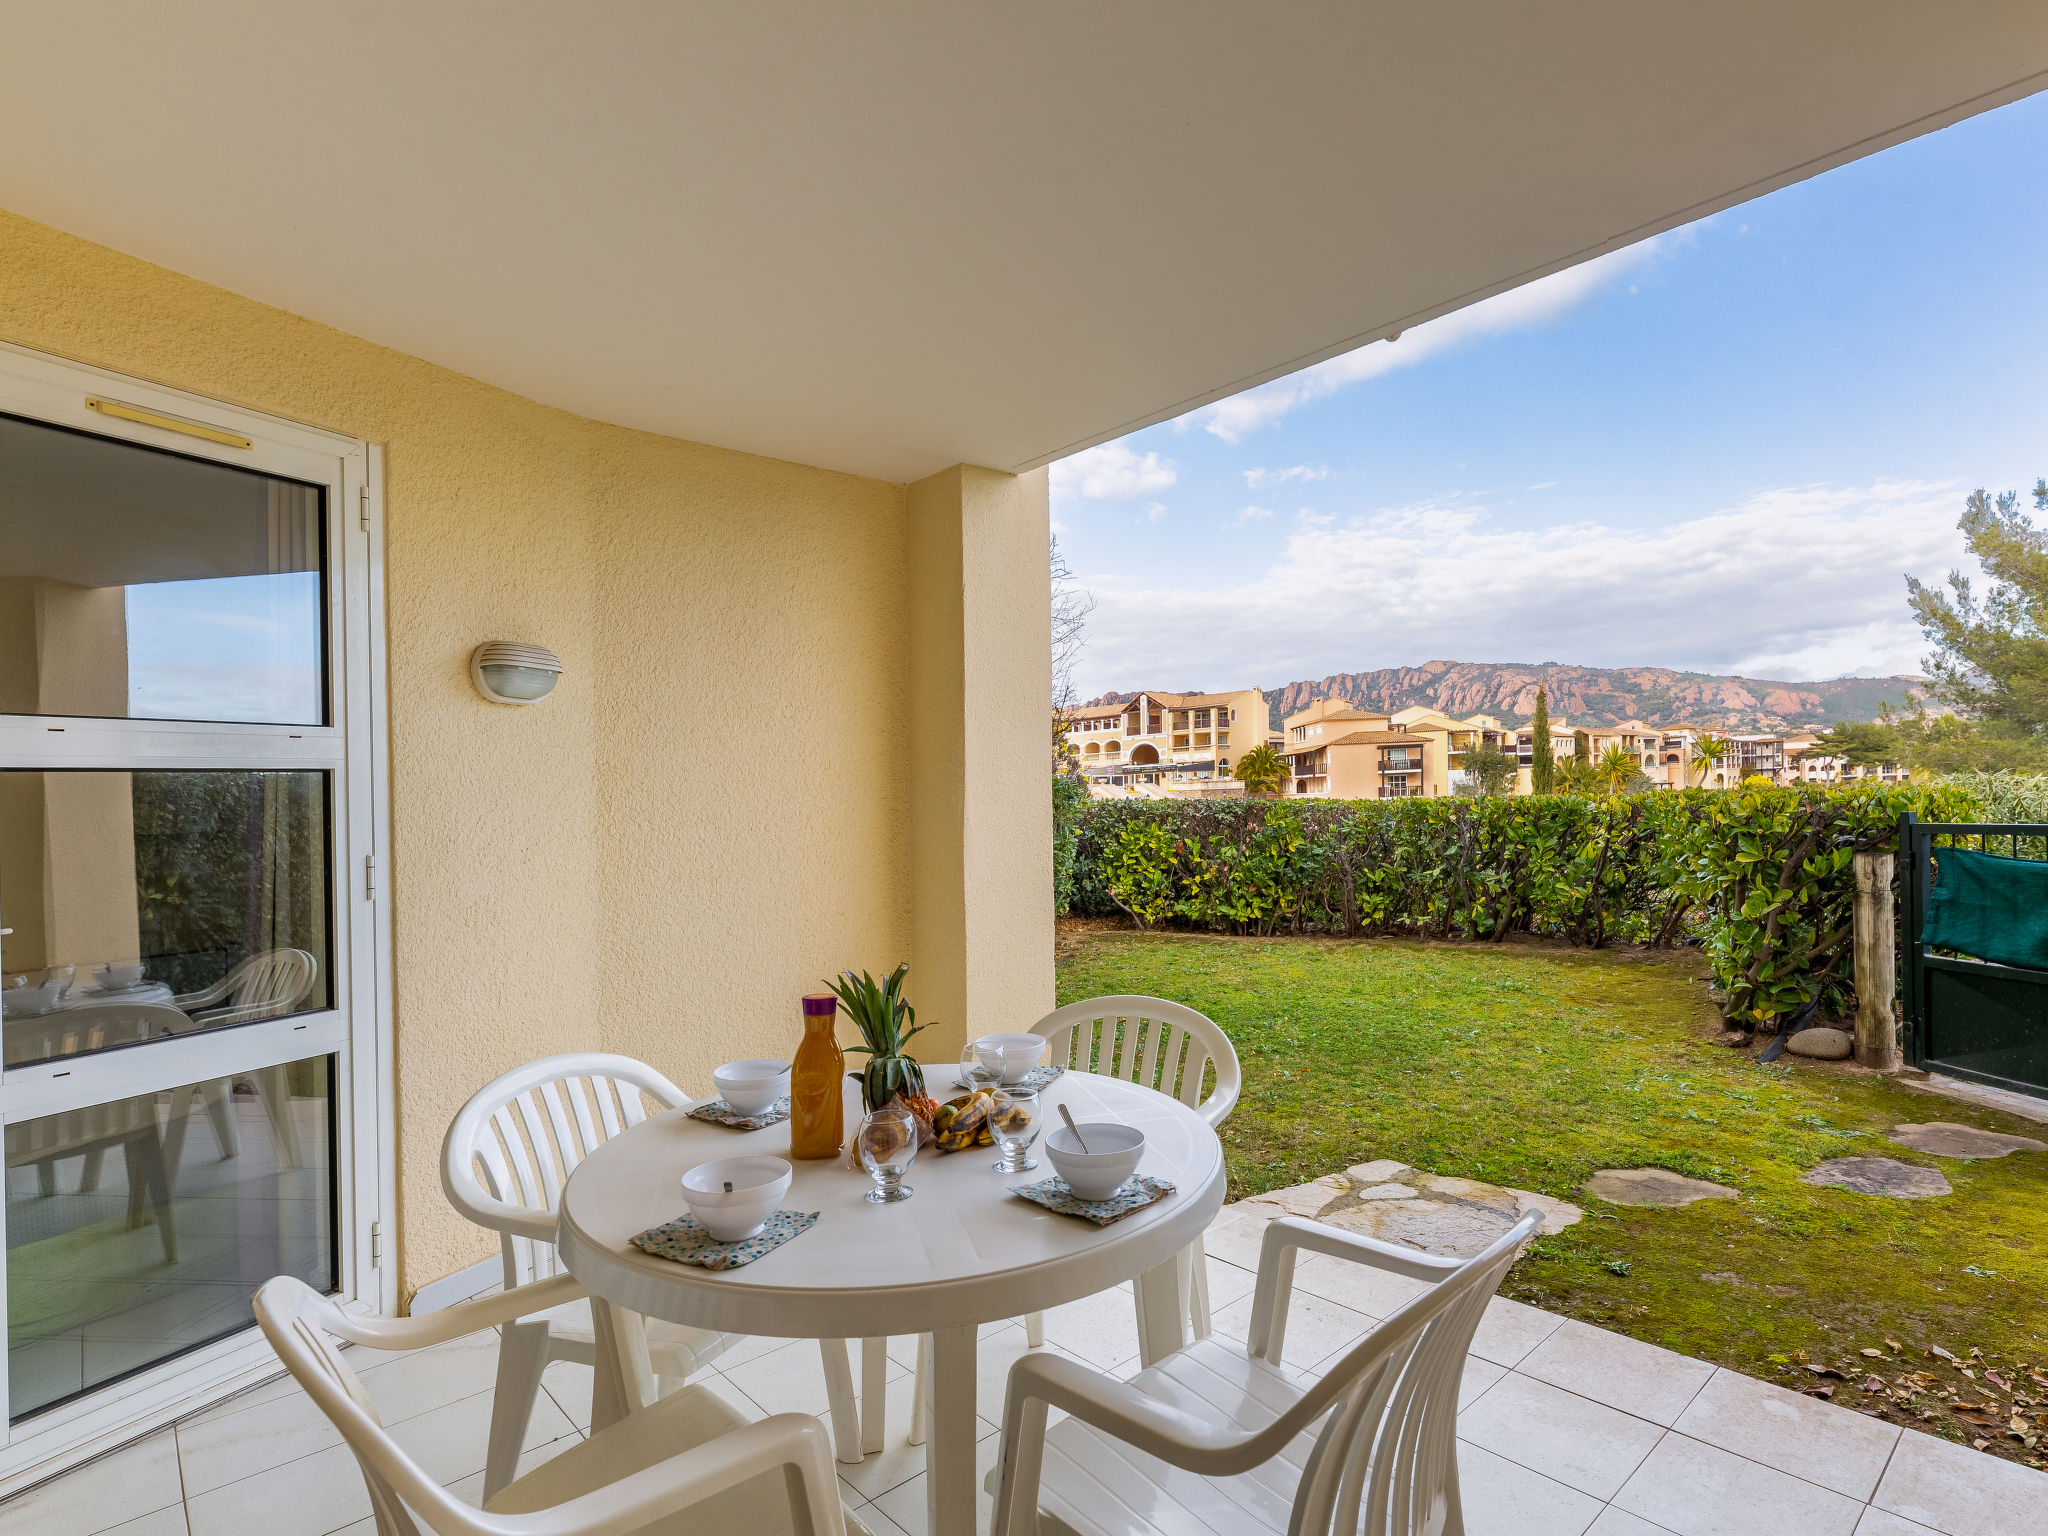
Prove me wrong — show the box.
[855,1104,918,1203]
[988,1086,1040,1174]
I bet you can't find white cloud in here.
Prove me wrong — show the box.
[1296,508,1336,529]
[1049,442,1177,501]
[1237,504,1276,524]
[1192,239,1666,443]
[1243,464,1330,490]
[1146,502,1168,524]
[1073,479,1972,695]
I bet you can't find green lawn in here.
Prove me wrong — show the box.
[1056,924,2048,1466]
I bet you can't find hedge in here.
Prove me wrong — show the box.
[1063,782,1980,1027]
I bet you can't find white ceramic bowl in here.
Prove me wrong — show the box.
[1044,1123,1144,1201]
[975,1032,1047,1084]
[95,962,146,991]
[3,980,66,1018]
[712,1058,792,1115]
[680,1155,792,1241]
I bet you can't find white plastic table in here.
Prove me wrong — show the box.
[556,1065,1226,1535]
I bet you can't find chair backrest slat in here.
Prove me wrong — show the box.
[1030,995,1240,1129]
[442,1053,691,1296]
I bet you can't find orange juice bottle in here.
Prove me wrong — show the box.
[790,993,845,1159]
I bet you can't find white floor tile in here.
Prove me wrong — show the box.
[1457,1372,1665,1500]
[357,1327,505,1424]
[1460,1354,1509,1410]
[1673,1368,1899,1503]
[97,1507,191,1536]
[834,1370,933,1501]
[1584,1508,1679,1535]
[1035,1283,1141,1371]
[184,1441,371,1536]
[1459,1439,1606,1536]
[385,1382,575,1487]
[1469,1295,1568,1368]
[176,1381,345,1495]
[721,1337,851,1418]
[1199,1252,1258,1314]
[1212,1285,1375,1373]
[0,1431,186,1536]
[540,1357,594,1431]
[868,1426,1003,1536]
[1519,1320,1716,1427]
[1286,1249,1434,1319]
[1854,1510,1943,1536]
[1872,1426,2048,1536]
[1612,1433,1864,1536]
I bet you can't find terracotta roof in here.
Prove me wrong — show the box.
[1317,730,1425,748]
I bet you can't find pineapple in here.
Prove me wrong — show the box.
[826,964,933,1120]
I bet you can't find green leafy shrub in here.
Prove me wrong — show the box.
[1069,783,1981,1024]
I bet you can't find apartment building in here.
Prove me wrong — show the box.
[1066,687,1269,796]
[1282,698,1510,799]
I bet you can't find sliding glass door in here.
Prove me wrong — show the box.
[0,344,387,1487]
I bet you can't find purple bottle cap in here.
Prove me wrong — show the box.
[803,993,838,1016]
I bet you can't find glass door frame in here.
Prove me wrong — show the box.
[0,340,393,1491]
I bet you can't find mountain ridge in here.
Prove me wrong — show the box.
[1087,660,1929,734]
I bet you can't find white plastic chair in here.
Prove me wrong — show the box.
[904,997,1242,1445]
[254,1270,864,1536]
[1031,996,1240,1342]
[991,1208,1542,1536]
[441,1052,864,1496]
[170,947,320,1170]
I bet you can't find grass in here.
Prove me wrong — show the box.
[1056,922,2048,1465]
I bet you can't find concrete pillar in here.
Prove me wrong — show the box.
[905,464,1053,1059]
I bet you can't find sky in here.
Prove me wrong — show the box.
[1052,90,2048,702]
[127,573,322,724]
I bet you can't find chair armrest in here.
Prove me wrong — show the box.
[476,1411,847,1536]
[170,978,232,1009]
[1247,1215,1461,1364]
[327,1272,589,1350]
[1003,1349,1263,1473]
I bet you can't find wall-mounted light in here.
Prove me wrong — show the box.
[470,641,562,705]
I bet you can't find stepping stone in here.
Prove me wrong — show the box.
[1800,1157,1951,1199]
[1889,1122,2047,1160]
[1584,1168,1739,1208]
[1785,1026,1852,1060]
[1227,1159,1582,1259]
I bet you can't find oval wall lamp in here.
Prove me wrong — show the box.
[470,641,562,704]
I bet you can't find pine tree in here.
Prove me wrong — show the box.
[1530,686,1554,794]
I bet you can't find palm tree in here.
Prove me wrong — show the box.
[1595,742,1642,795]
[1690,734,1731,788]
[1233,743,1288,798]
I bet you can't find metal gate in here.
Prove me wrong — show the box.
[1900,812,2048,1101]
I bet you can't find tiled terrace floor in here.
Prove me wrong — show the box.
[7,1200,2047,1536]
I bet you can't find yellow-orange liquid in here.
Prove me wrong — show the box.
[790,1013,845,1159]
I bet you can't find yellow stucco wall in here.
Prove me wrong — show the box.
[0,207,964,1297]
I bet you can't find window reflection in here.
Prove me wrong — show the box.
[1,771,329,1067]
[0,413,324,725]
[4,1054,335,1421]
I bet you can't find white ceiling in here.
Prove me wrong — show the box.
[2,4,2045,483]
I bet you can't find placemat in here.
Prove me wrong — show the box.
[631,1209,818,1269]
[1017,1064,1066,1089]
[1010,1174,1174,1225]
[685,1096,791,1130]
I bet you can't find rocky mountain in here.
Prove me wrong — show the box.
[1090,661,1930,734]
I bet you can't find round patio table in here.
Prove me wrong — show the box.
[556,1064,1226,1535]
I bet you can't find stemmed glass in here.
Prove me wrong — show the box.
[855,1104,918,1203]
[987,1086,1040,1174]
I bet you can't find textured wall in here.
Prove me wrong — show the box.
[0,207,929,1295]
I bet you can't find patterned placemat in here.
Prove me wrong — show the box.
[1017,1064,1066,1090]
[1010,1173,1174,1225]
[686,1097,791,1130]
[631,1209,818,1269]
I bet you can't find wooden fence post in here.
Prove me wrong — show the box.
[1853,850,1899,1071]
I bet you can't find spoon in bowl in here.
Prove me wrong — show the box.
[1057,1102,1093,1154]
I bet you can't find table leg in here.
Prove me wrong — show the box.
[861,1336,888,1454]
[926,1323,978,1536]
[587,1297,654,1432]
[1133,1254,1188,1367]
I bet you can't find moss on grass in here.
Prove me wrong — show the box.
[1057,925,2048,1465]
